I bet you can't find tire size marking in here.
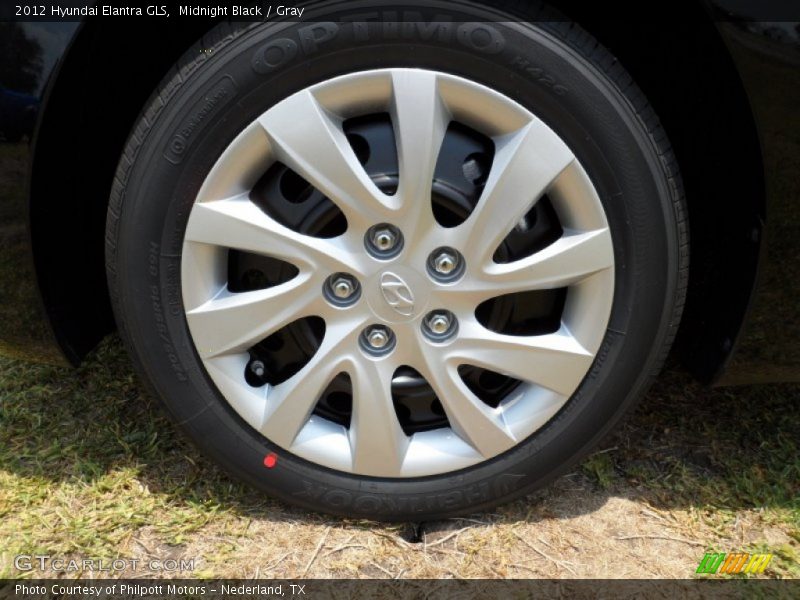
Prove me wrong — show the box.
[508,56,569,96]
[291,474,524,513]
[148,242,187,382]
[164,76,238,165]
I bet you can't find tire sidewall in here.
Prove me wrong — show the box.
[112,8,679,519]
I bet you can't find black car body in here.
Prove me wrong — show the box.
[0,86,38,142]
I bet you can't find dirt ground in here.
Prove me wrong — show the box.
[0,337,798,581]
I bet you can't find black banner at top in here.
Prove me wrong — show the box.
[2,0,800,23]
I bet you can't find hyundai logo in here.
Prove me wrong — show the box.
[379,272,415,316]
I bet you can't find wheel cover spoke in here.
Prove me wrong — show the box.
[457,119,575,264]
[415,349,517,458]
[348,358,409,475]
[258,89,396,228]
[186,276,318,358]
[454,318,594,396]
[259,320,362,448]
[185,194,361,275]
[389,70,450,241]
[454,228,614,300]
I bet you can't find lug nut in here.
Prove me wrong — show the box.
[325,273,360,305]
[365,224,403,258]
[373,228,397,251]
[433,251,457,275]
[361,325,395,355]
[367,327,390,349]
[428,313,451,334]
[332,277,355,299]
[424,310,457,340]
[427,247,464,281]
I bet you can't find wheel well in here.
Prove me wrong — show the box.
[580,18,765,383]
[30,20,214,363]
[31,14,764,381]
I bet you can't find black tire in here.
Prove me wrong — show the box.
[106,2,687,520]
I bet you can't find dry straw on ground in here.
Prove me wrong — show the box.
[0,338,798,579]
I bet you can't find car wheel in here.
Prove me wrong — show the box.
[106,3,687,520]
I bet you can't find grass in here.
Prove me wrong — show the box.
[0,336,797,579]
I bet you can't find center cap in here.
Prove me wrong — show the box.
[380,272,415,316]
[366,266,431,323]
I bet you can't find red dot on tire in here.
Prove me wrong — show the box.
[263,453,278,468]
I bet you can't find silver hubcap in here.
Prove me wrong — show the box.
[181,69,614,477]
